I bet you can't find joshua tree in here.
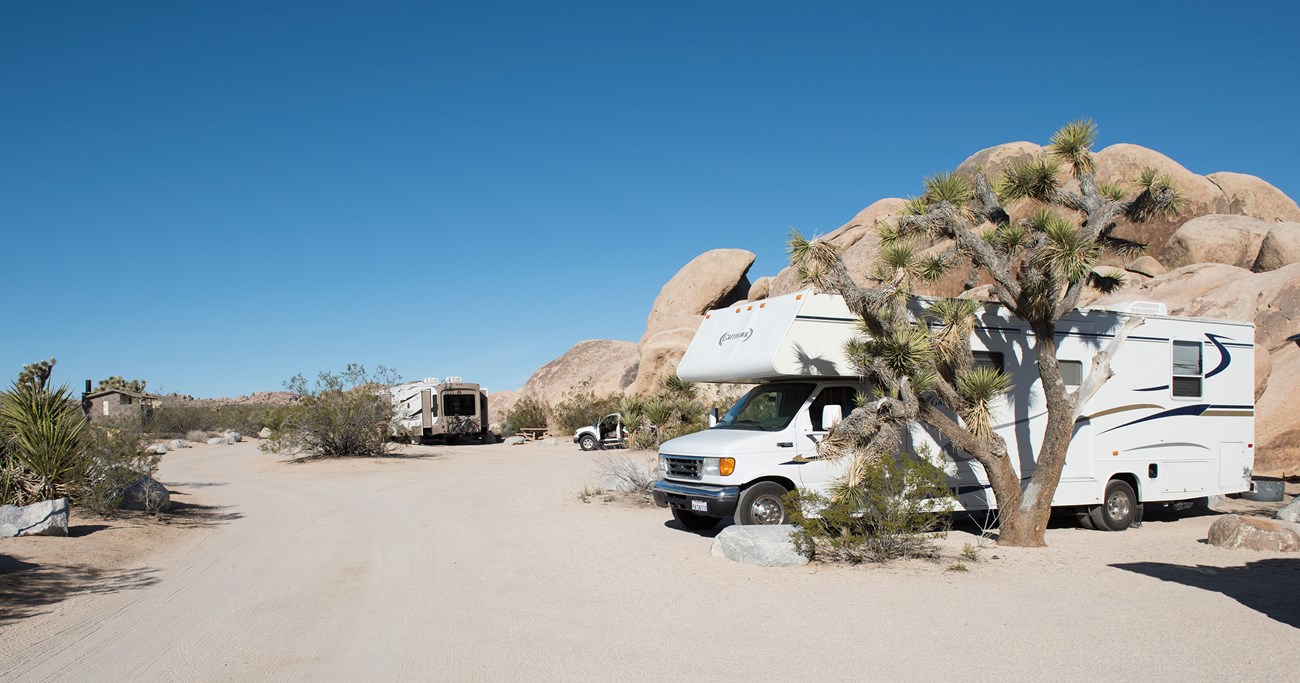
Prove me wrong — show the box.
[17,358,57,391]
[96,376,147,394]
[790,120,1182,547]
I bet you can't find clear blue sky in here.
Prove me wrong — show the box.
[3,1,1298,398]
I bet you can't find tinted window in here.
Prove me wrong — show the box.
[716,383,816,432]
[1172,340,1202,398]
[809,386,859,431]
[443,394,477,417]
[1059,360,1083,387]
[973,351,1004,371]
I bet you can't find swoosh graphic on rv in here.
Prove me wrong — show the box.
[1134,332,1240,391]
[1098,403,1253,434]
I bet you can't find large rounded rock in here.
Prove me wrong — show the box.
[1206,172,1300,224]
[1252,222,1300,272]
[1279,496,1300,523]
[519,340,639,411]
[767,266,803,297]
[1158,214,1271,270]
[822,197,909,252]
[1094,263,1300,352]
[956,141,1044,183]
[747,276,771,302]
[121,476,171,512]
[1125,255,1166,278]
[1092,144,1229,255]
[1206,514,1300,551]
[628,326,700,395]
[644,249,754,334]
[486,389,519,431]
[710,524,810,566]
[1257,343,1300,472]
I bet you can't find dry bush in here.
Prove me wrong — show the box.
[599,453,659,501]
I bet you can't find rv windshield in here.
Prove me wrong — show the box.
[715,382,815,432]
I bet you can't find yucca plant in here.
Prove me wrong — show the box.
[0,381,88,504]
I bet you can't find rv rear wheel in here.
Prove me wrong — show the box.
[672,508,721,531]
[736,482,790,525]
[1089,480,1138,531]
[578,434,597,451]
[1074,508,1095,530]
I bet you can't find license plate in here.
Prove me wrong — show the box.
[691,500,708,512]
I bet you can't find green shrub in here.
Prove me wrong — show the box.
[78,418,162,515]
[618,375,714,450]
[502,396,549,436]
[552,382,622,434]
[0,381,88,504]
[148,403,278,437]
[262,364,398,458]
[787,448,955,563]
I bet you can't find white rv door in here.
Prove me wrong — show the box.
[796,385,859,490]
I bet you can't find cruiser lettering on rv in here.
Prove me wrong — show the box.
[718,329,752,346]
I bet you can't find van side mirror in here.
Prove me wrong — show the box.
[822,405,843,431]
[708,407,719,427]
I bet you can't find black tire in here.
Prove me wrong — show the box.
[735,482,791,525]
[672,508,721,531]
[578,434,597,451]
[1075,507,1096,530]
[1089,479,1138,531]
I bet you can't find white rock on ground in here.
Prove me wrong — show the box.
[1206,514,1300,551]
[146,443,169,455]
[169,439,191,449]
[1278,497,1300,523]
[121,476,171,512]
[504,436,526,446]
[259,427,272,438]
[710,524,810,567]
[0,498,69,537]
[223,431,242,443]
[207,437,226,446]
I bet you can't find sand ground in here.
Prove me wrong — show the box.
[1,439,1298,681]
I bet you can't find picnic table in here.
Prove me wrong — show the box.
[517,427,549,441]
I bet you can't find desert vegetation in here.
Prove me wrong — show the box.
[261,364,400,458]
[1,359,161,513]
[787,446,955,562]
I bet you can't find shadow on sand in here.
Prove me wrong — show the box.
[0,556,160,625]
[1112,558,1300,629]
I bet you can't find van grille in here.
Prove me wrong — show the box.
[664,456,702,479]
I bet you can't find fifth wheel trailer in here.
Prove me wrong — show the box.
[650,289,1255,531]
[387,377,490,444]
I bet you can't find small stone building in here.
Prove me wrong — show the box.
[83,389,158,423]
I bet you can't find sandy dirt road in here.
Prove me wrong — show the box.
[2,440,1299,681]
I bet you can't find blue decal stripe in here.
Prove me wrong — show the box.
[1099,404,1210,434]
[1204,333,1232,379]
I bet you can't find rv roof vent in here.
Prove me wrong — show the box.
[1112,301,1167,316]
[444,376,463,384]
[422,377,439,384]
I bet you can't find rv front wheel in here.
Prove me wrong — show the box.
[1090,480,1138,531]
[736,482,790,525]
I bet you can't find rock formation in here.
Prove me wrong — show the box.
[518,340,639,410]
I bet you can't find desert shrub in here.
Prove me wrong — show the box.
[599,453,659,501]
[262,364,399,458]
[185,429,212,442]
[502,396,549,436]
[552,382,622,434]
[148,403,278,438]
[787,448,955,563]
[0,381,88,505]
[619,375,713,449]
[78,418,162,514]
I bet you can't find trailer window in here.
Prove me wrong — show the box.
[1059,360,1083,387]
[716,383,816,432]
[1172,341,1203,398]
[973,351,1004,371]
[443,394,477,417]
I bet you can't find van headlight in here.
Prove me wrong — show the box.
[658,455,668,473]
[702,457,736,477]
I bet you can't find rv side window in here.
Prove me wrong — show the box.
[1059,360,1083,387]
[1171,340,1202,398]
[973,351,1004,372]
[809,386,859,431]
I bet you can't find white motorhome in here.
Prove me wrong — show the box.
[651,289,1256,531]
[387,377,490,444]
